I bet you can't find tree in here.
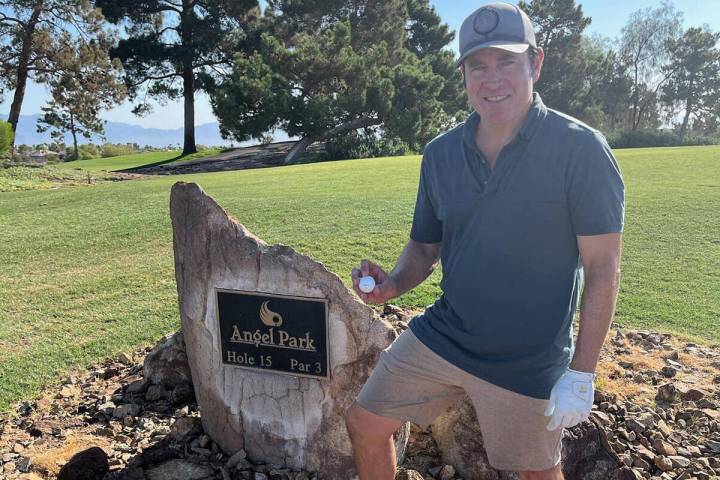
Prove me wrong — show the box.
[618,0,682,130]
[36,33,126,160]
[661,27,720,140]
[0,120,13,155]
[211,0,464,163]
[95,0,259,156]
[0,0,105,146]
[517,0,592,117]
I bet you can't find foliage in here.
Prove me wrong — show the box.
[101,143,140,158]
[607,129,720,148]
[618,0,682,131]
[211,0,464,161]
[518,0,592,117]
[36,33,126,160]
[323,129,413,161]
[661,27,720,139]
[95,0,260,155]
[0,0,106,144]
[0,120,14,155]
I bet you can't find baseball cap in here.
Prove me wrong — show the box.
[456,3,536,67]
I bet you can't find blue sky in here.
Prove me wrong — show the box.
[2,0,718,129]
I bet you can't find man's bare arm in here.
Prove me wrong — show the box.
[351,239,441,304]
[570,233,623,373]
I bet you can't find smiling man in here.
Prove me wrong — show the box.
[345,3,624,479]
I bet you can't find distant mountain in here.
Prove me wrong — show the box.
[0,113,290,147]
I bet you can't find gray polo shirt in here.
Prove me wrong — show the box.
[408,93,624,399]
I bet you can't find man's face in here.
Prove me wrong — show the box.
[463,47,544,128]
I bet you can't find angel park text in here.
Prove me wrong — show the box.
[229,326,316,351]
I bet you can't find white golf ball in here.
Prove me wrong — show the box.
[359,276,376,293]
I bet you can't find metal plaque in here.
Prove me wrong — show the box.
[215,289,329,379]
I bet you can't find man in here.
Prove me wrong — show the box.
[344,3,624,480]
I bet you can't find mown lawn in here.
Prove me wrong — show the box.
[0,145,718,412]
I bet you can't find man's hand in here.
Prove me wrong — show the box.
[351,259,398,304]
[544,368,595,431]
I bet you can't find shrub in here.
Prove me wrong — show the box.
[324,131,413,160]
[607,130,720,149]
[0,121,14,155]
[101,143,136,158]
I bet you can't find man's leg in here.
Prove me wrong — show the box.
[518,464,564,480]
[344,402,406,480]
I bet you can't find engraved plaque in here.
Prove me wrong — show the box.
[216,289,329,379]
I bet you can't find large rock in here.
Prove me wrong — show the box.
[57,447,109,480]
[144,331,192,387]
[430,397,623,478]
[169,182,408,479]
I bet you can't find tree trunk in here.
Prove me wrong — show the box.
[8,4,43,146]
[181,66,196,156]
[283,117,382,164]
[180,0,196,156]
[679,76,695,141]
[70,112,79,161]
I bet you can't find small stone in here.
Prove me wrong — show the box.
[591,411,612,427]
[117,352,134,365]
[686,446,701,456]
[626,418,647,434]
[661,366,678,378]
[438,465,455,480]
[396,469,424,480]
[636,444,657,462]
[169,417,200,440]
[657,384,682,403]
[704,440,720,453]
[226,449,248,469]
[113,403,141,420]
[668,456,691,468]
[652,438,677,456]
[126,379,148,394]
[681,389,707,402]
[657,419,673,437]
[633,457,651,470]
[145,384,167,402]
[654,456,673,472]
[17,456,31,473]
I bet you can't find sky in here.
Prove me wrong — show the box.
[1,0,719,129]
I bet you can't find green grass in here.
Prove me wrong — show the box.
[0,145,719,413]
[53,148,224,172]
[0,165,129,192]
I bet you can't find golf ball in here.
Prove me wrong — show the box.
[359,276,376,293]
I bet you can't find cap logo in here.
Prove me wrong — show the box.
[473,8,499,35]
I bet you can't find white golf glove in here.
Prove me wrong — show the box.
[544,368,595,431]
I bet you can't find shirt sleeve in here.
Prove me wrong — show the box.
[566,132,625,236]
[410,151,443,243]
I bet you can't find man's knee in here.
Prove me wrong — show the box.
[344,402,404,441]
[517,464,563,480]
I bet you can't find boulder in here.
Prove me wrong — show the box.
[169,182,408,479]
[57,447,109,480]
[430,397,623,479]
[143,332,193,388]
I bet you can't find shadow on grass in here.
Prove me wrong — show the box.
[120,154,186,172]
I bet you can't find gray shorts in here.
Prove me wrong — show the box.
[355,329,563,472]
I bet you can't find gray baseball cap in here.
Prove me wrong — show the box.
[456,3,536,67]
